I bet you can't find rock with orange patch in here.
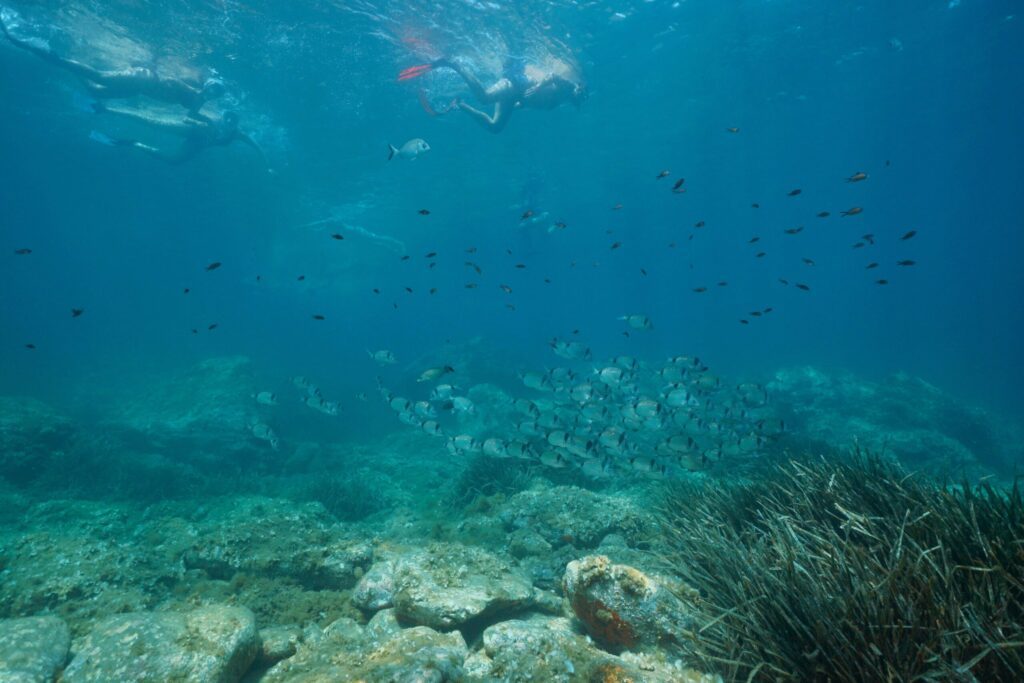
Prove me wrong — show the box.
[563,556,698,653]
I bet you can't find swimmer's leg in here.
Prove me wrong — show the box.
[435,59,492,103]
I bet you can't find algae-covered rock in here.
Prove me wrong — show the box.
[182,497,372,589]
[769,366,1021,476]
[390,543,536,630]
[563,555,698,653]
[257,625,303,666]
[61,605,258,683]
[352,558,397,611]
[262,616,467,682]
[103,356,262,457]
[0,396,75,484]
[468,615,712,682]
[497,484,655,549]
[0,615,71,683]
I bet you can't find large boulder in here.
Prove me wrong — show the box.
[182,497,372,589]
[262,616,467,682]
[0,397,75,484]
[353,543,538,630]
[0,615,71,683]
[61,605,258,683]
[563,556,698,653]
[769,367,1022,476]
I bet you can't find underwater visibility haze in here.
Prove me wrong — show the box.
[0,1,1023,681]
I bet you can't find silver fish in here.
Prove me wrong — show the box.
[387,138,430,161]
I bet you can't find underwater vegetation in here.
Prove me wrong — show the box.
[661,450,1024,681]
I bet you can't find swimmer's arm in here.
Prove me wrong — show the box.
[1,21,105,80]
[524,74,572,98]
[236,132,273,172]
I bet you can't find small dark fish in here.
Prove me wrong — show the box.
[573,329,580,335]
[312,314,325,320]
[373,288,381,294]
[183,288,190,294]
[739,319,749,325]
[208,323,218,330]
[846,172,868,183]
[393,302,398,309]
[876,279,889,285]
[778,278,789,285]
[25,342,36,349]
[610,242,621,250]
[404,287,413,293]
[515,263,526,269]
[612,203,624,210]
[763,307,774,313]
[694,221,705,228]
[499,284,512,294]
[885,160,892,167]
[553,221,568,230]
[465,283,478,289]
[191,329,198,335]
[862,234,875,245]
[506,304,516,311]
[817,211,830,218]
[401,255,410,261]
[668,242,676,248]
[428,262,436,269]
[749,237,760,243]
[865,262,879,270]
[418,209,431,215]
[717,281,728,287]
[640,268,647,276]
[901,230,917,241]
[465,261,482,274]
[896,260,916,266]
[465,246,477,253]
[297,275,305,281]
[206,261,222,271]
[506,249,513,256]
[802,258,815,266]
[256,275,262,282]
[430,288,438,294]
[784,226,804,235]
[750,311,763,317]
[726,127,739,133]
[693,287,707,293]
[425,251,437,258]
[788,189,802,197]
[14,248,31,255]
[841,207,863,217]
[672,178,685,190]
[331,233,344,240]
[622,331,630,337]
[71,308,83,317]
[756,252,766,258]
[795,283,810,291]
[751,203,760,208]
[521,210,534,220]
[544,278,552,284]
[656,170,670,179]
[852,242,865,249]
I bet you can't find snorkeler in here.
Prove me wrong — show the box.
[0,11,225,115]
[92,103,272,171]
[402,55,587,133]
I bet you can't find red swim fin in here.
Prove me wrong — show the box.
[398,63,433,82]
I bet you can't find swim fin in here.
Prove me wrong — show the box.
[397,63,434,82]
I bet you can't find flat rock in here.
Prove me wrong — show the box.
[468,615,713,682]
[0,397,75,484]
[563,555,698,653]
[262,617,467,682]
[61,605,258,683]
[390,543,536,629]
[0,616,71,683]
[182,497,372,589]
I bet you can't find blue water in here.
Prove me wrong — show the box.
[1,0,1022,422]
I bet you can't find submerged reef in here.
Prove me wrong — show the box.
[0,356,1021,681]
